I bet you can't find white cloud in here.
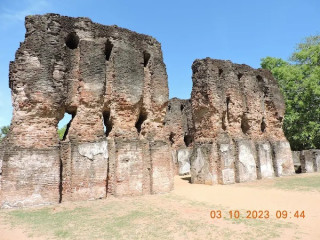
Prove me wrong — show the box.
[0,0,50,25]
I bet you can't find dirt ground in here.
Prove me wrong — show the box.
[0,172,319,240]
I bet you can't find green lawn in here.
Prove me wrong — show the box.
[273,174,320,191]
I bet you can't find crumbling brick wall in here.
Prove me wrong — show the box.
[0,14,297,208]
[164,98,194,175]
[189,58,295,184]
[0,14,173,208]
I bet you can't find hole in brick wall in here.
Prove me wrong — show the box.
[241,113,250,134]
[169,132,175,145]
[237,73,243,80]
[135,111,147,133]
[63,112,76,141]
[143,51,151,67]
[226,96,230,122]
[222,111,227,131]
[65,32,79,49]
[184,134,193,147]
[180,104,184,111]
[219,69,223,77]
[103,110,113,137]
[257,75,268,97]
[58,112,74,141]
[105,40,113,61]
[256,75,263,82]
[261,117,266,132]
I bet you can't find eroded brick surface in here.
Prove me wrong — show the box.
[0,14,172,208]
[189,59,294,184]
[1,14,298,208]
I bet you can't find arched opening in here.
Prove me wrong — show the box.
[143,51,150,67]
[241,113,250,134]
[103,110,113,137]
[135,111,147,134]
[58,111,75,141]
[219,69,223,77]
[180,104,184,111]
[237,73,243,80]
[105,40,113,61]
[184,134,193,147]
[65,32,79,49]
[261,117,266,133]
[57,109,76,203]
[168,104,171,111]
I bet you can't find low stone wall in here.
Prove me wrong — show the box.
[292,150,320,173]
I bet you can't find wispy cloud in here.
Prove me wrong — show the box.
[0,0,50,26]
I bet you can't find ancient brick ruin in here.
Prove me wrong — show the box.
[0,14,173,208]
[189,59,295,184]
[0,14,296,208]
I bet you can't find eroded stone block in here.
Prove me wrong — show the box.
[151,141,173,193]
[301,150,320,173]
[177,148,192,175]
[256,142,274,178]
[272,141,295,176]
[235,140,257,183]
[292,151,301,173]
[219,143,235,184]
[114,140,144,197]
[1,149,60,208]
[315,151,320,172]
[64,140,109,201]
[190,144,217,185]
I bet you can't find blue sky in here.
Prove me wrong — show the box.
[0,0,320,127]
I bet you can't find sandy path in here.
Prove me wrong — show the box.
[173,174,320,239]
[0,219,43,240]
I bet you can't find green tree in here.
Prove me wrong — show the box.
[261,36,320,150]
[0,125,10,141]
[58,125,67,140]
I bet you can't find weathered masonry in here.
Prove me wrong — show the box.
[0,14,173,208]
[188,59,294,184]
[168,59,295,184]
[0,14,295,208]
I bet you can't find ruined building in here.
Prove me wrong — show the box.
[0,14,294,208]
[189,59,294,184]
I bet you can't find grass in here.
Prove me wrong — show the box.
[0,193,301,240]
[239,172,320,192]
[274,174,320,191]
[2,174,317,239]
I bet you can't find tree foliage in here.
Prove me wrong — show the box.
[58,125,67,140]
[0,125,10,142]
[261,36,320,150]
